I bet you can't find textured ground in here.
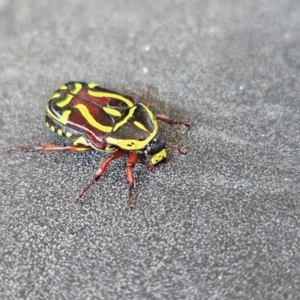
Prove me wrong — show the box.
[0,0,300,299]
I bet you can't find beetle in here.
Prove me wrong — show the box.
[10,82,190,208]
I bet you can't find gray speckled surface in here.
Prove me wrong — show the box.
[1,0,300,299]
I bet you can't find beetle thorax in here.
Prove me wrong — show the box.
[106,103,159,151]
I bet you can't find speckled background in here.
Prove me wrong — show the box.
[1,0,300,299]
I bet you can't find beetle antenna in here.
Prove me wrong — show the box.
[145,85,152,108]
[166,144,187,155]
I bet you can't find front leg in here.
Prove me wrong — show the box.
[9,142,91,153]
[126,152,139,209]
[155,114,190,130]
[77,149,126,205]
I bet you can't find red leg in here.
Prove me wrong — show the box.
[77,149,126,205]
[9,142,91,153]
[166,144,187,155]
[126,152,139,209]
[155,114,190,130]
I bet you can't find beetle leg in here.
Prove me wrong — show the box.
[166,144,187,155]
[9,143,91,153]
[146,163,156,171]
[155,114,190,130]
[77,149,126,205]
[126,152,139,209]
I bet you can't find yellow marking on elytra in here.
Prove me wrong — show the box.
[73,137,110,151]
[74,104,113,133]
[88,83,99,88]
[50,125,55,132]
[50,92,60,99]
[46,107,69,125]
[73,136,89,146]
[105,145,117,152]
[103,106,122,117]
[72,82,82,94]
[56,94,73,108]
[61,110,72,123]
[87,90,133,106]
[133,121,149,132]
[65,132,72,138]
[57,129,63,136]
[59,84,67,90]
[55,83,82,108]
[45,122,50,127]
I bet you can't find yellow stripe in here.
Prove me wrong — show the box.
[103,106,122,117]
[133,121,149,132]
[106,135,155,150]
[73,136,89,146]
[87,90,133,106]
[142,104,157,128]
[46,106,70,125]
[59,84,67,90]
[74,104,113,133]
[55,83,83,108]
[73,136,116,152]
[50,92,61,99]
[56,94,73,108]
[114,104,157,133]
[107,103,158,150]
[72,82,83,94]
[61,110,72,123]
[105,137,140,150]
[113,106,137,132]
[88,82,99,88]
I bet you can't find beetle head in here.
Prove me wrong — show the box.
[144,136,167,165]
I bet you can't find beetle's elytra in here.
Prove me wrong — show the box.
[10,82,190,208]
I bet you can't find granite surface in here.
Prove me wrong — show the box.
[0,0,299,299]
